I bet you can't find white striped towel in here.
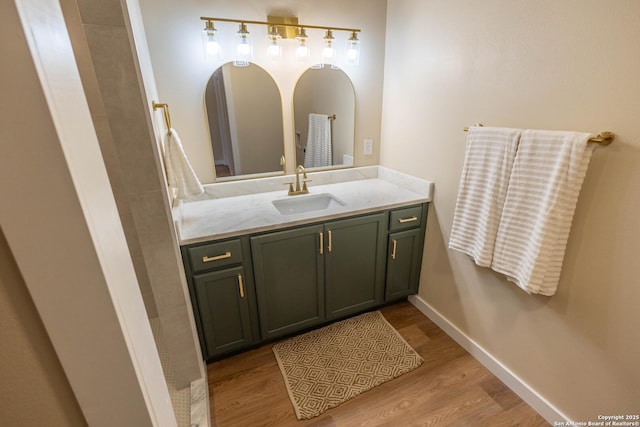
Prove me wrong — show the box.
[304,113,332,168]
[163,128,204,199]
[449,126,522,267]
[490,130,593,296]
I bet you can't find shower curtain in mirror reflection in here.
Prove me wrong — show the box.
[304,113,332,168]
[163,128,203,199]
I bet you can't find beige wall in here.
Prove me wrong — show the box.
[381,0,640,421]
[138,0,387,183]
[0,230,87,427]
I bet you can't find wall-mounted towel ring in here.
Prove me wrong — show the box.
[152,101,172,135]
[463,123,615,146]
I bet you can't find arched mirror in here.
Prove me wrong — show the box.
[205,63,284,180]
[293,65,355,170]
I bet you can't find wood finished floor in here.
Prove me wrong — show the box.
[208,301,549,426]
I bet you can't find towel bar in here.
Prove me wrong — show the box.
[463,124,614,146]
[152,101,172,135]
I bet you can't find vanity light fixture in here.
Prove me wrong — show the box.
[295,27,310,62]
[346,31,360,65]
[234,23,252,67]
[202,20,221,60]
[199,16,361,66]
[267,25,282,62]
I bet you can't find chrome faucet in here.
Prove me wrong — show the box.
[285,165,311,195]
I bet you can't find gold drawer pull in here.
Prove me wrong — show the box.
[398,216,418,224]
[202,251,231,263]
[319,232,324,255]
[328,230,333,253]
[237,274,245,298]
[391,239,397,260]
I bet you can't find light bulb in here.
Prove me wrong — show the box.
[206,37,220,57]
[296,43,309,61]
[237,40,251,56]
[267,41,281,62]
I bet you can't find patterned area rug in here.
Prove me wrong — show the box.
[272,310,423,420]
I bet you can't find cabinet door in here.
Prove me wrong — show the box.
[385,228,423,301]
[251,224,325,340]
[325,213,387,320]
[193,266,253,359]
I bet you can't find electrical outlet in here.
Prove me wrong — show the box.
[364,138,373,156]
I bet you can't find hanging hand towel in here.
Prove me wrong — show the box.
[449,126,522,267]
[163,129,204,199]
[491,130,593,296]
[304,113,332,168]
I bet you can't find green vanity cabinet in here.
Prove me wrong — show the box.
[385,204,428,301]
[182,237,260,360]
[183,202,429,361]
[250,224,325,340]
[324,213,387,320]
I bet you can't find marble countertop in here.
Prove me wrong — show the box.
[177,166,433,245]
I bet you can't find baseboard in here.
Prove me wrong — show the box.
[408,294,569,424]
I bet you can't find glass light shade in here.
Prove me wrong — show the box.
[234,23,252,67]
[322,30,335,65]
[267,40,282,62]
[296,42,310,62]
[295,28,310,63]
[346,32,360,65]
[266,26,281,62]
[322,45,335,60]
[202,22,221,60]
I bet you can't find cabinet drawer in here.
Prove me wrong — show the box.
[187,239,243,273]
[389,205,423,231]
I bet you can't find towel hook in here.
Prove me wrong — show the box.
[152,101,172,135]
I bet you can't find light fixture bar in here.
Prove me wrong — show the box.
[200,16,361,34]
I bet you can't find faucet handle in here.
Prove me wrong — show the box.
[283,182,294,194]
[302,179,312,191]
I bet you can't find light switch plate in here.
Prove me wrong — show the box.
[364,138,373,156]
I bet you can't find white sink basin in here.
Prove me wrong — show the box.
[272,193,345,215]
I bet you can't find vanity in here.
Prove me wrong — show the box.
[177,167,433,361]
[165,58,432,361]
